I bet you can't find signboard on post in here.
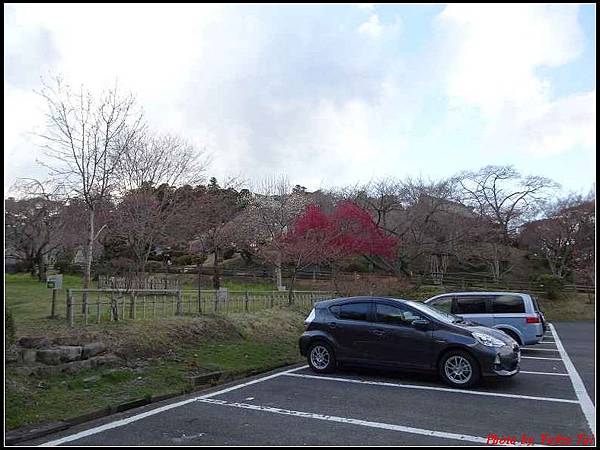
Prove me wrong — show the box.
[47,274,63,289]
[47,274,63,319]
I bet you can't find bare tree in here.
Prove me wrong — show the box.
[341,176,469,280]
[37,76,144,300]
[5,179,65,280]
[111,132,208,279]
[454,165,559,280]
[117,132,208,192]
[184,182,247,289]
[251,175,310,289]
[520,195,595,278]
[455,165,559,244]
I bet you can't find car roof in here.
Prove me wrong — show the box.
[425,292,529,301]
[315,296,413,307]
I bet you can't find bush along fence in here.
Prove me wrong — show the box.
[63,289,334,326]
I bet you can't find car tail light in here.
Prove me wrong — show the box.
[526,316,540,324]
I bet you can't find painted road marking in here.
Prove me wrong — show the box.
[519,371,569,376]
[39,365,309,446]
[521,356,563,361]
[283,373,579,404]
[550,324,595,435]
[521,348,560,352]
[197,398,542,446]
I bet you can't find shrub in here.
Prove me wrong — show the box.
[223,248,236,260]
[55,260,83,275]
[173,254,203,266]
[146,261,163,273]
[339,260,370,273]
[537,274,566,300]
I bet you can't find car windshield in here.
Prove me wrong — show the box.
[405,300,464,324]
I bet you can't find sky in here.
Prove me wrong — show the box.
[3,3,596,196]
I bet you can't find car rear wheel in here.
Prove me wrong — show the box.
[439,350,480,388]
[307,342,336,373]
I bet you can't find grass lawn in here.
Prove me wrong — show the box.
[5,274,307,431]
[537,293,596,321]
[5,335,303,430]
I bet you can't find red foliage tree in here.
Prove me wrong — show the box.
[276,202,397,302]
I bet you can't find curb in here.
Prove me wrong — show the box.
[5,361,299,446]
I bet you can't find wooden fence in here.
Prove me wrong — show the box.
[64,289,334,326]
[412,272,595,295]
[97,275,181,290]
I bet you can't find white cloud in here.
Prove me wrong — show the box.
[358,14,383,38]
[436,4,594,156]
[3,4,593,195]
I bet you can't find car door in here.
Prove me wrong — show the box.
[328,301,375,362]
[370,302,433,369]
[452,295,493,327]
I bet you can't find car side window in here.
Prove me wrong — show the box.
[491,295,525,313]
[375,303,423,326]
[332,302,371,321]
[453,296,488,314]
[430,297,453,313]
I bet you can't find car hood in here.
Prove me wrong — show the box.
[452,323,518,346]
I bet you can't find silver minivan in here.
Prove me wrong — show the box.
[424,292,545,346]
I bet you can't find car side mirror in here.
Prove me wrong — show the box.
[412,319,430,331]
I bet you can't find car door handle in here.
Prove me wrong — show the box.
[329,322,336,328]
[370,329,386,336]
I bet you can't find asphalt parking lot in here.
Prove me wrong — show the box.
[28,322,595,446]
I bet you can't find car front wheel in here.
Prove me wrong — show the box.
[439,350,480,388]
[307,342,336,373]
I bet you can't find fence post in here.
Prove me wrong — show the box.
[50,288,57,319]
[67,289,74,327]
[214,291,219,313]
[130,293,136,320]
[270,294,274,309]
[177,290,183,315]
[244,290,249,312]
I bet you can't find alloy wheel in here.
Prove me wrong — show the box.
[444,355,473,384]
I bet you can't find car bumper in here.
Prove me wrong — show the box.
[479,343,521,377]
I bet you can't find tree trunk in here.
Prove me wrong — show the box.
[288,269,297,305]
[275,252,283,289]
[213,248,222,290]
[35,251,46,282]
[82,208,95,313]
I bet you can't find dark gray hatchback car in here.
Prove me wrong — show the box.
[299,296,520,388]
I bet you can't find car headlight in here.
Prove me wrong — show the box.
[473,332,505,348]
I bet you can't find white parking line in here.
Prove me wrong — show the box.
[521,348,560,352]
[39,365,309,446]
[521,356,563,361]
[519,371,569,376]
[283,373,579,404]
[198,398,539,446]
[550,324,595,435]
